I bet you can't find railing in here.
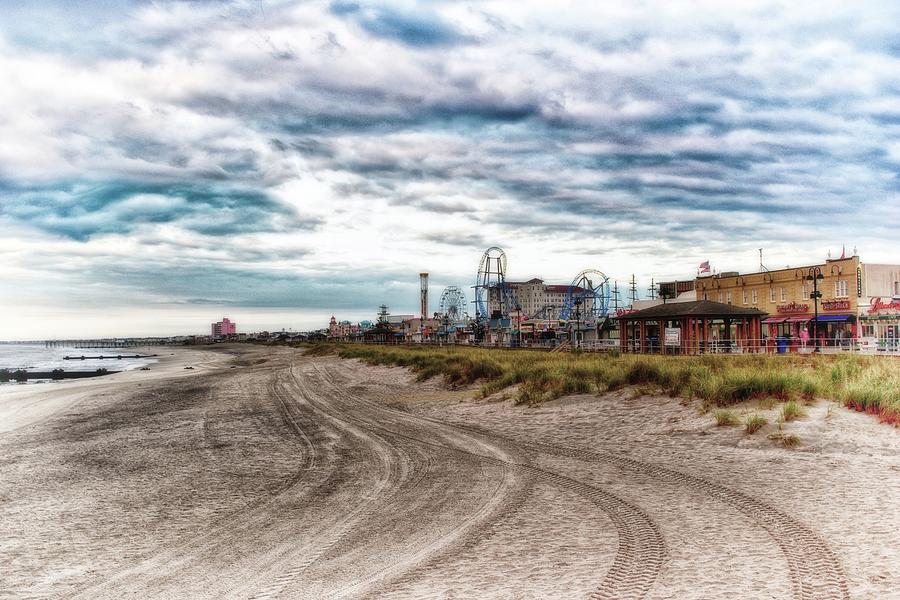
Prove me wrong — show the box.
[619,337,900,355]
[323,336,900,356]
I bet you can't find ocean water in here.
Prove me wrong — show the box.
[0,344,157,373]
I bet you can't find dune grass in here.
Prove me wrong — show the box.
[744,414,768,434]
[768,432,802,448]
[713,409,740,426]
[781,400,806,423]
[306,344,900,425]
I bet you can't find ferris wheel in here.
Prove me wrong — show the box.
[439,286,467,321]
[560,269,612,324]
[474,246,513,322]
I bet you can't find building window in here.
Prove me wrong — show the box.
[726,291,732,304]
[770,288,776,303]
[894,281,899,296]
[835,280,849,298]
[751,289,758,304]
[802,283,809,299]
[742,289,748,304]
[718,293,723,303]
[703,292,709,300]
[862,324,875,337]
[780,287,786,302]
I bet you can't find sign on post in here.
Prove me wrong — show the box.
[664,327,681,346]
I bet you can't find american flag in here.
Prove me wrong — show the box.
[699,260,710,273]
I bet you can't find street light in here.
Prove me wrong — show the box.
[574,297,583,349]
[806,267,825,352]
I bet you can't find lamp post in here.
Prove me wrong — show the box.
[515,304,522,348]
[806,267,825,352]
[574,298,583,349]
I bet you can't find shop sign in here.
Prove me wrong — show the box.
[777,301,809,314]
[821,299,850,311]
[857,267,862,297]
[664,327,681,346]
[868,297,900,314]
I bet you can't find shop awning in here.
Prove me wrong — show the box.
[815,315,851,322]
[762,317,787,324]
[785,316,811,323]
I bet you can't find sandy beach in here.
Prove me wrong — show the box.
[1,345,897,600]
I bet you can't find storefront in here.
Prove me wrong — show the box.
[859,297,900,352]
[761,300,855,348]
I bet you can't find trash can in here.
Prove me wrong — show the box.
[776,337,789,354]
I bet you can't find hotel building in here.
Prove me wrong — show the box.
[489,278,592,320]
[211,317,236,338]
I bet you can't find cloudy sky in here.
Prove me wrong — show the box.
[2,1,900,338]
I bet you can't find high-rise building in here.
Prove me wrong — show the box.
[211,317,236,338]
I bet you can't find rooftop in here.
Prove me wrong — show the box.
[616,300,767,320]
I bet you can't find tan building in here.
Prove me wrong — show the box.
[858,264,900,351]
[694,256,861,346]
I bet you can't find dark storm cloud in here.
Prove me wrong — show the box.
[89,262,420,310]
[329,1,466,47]
[419,231,489,247]
[0,180,319,241]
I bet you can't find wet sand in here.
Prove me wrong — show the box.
[1,345,897,599]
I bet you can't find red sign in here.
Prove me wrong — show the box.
[777,301,809,314]
[868,297,900,314]
[821,299,850,311]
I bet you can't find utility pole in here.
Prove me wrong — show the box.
[628,275,638,307]
[648,278,658,300]
[612,281,621,313]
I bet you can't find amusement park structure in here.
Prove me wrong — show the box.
[420,273,429,320]
[560,269,612,322]
[474,246,514,323]
[438,286,467,321]
[560,269,613,347]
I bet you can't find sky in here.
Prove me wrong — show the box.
[2,0,900,339]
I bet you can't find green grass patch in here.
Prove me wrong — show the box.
[713,409,740,426]
[301,343,900,424]
[768,432,801,448]
[744,414,768,434]
[781,400,806,422]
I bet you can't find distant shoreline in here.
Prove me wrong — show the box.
[0,369,121,382]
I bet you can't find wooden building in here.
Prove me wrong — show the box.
[616,300,766,354]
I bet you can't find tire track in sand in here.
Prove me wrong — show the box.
[245,364,429,600]
[64,368,324,599]
[266,362,525,600]
[450,422,851,600]
[308,360,666,600]
[240,367,404,600]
